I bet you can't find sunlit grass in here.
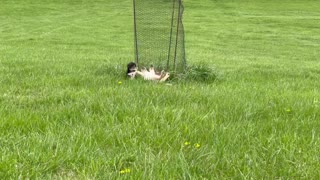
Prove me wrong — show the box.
[1,0,320,178]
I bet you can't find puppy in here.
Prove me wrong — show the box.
[126,62,170,82]
[137,65,170,82]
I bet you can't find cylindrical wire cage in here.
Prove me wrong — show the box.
[133,0,186,72]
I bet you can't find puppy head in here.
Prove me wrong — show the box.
[127,62,137,72]
[127,62,137,78]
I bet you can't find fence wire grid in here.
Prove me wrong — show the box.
[133,0,186,72]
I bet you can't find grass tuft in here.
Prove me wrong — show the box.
[170,63,221,83]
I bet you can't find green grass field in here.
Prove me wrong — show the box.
[1,0,320,178]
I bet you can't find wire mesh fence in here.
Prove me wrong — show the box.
[133,0,186,72]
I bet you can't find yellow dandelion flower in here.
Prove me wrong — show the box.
[194,143,201,148]
[184,141,190,146]
[120,168,131,174]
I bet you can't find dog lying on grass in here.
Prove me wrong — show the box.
[127,62,170,82]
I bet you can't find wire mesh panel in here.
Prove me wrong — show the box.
[133,0,186,72]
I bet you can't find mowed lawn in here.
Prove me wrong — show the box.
[1,0,320,178]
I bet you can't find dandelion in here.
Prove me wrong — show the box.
[120,168,131,174]
[194,143,201,148]
[285,108,291,112]
[184,141,190,146]
[118,81,122,84]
